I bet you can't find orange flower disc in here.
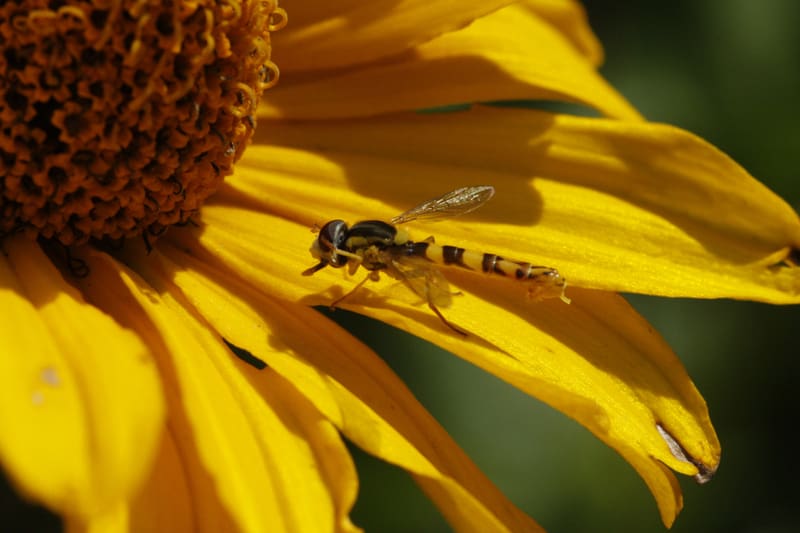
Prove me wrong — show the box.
[0,0,283,245]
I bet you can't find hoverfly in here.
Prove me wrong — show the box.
[303,186,568,335]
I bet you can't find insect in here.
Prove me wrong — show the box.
[303,186,568,335]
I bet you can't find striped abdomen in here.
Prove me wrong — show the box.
[401,241,565,289]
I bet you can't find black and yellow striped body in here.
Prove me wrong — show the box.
[395,241,563,286]
[305,218,565,298]
[303,186,568,334]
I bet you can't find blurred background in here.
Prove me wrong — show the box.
[339,1,800,532]
[3,1,798,531]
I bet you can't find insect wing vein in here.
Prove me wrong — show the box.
[390,185,495,224]
[390,256,453,307]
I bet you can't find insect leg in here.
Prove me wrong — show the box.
[427,299,467,336]
[388,256,466,336]
[419,266,466,336]
[329,271,378,310]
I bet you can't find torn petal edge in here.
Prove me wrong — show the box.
[656,423,718,485]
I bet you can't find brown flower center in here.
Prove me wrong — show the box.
[0,0,285,245]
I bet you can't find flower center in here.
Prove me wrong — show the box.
[0,0,285,245]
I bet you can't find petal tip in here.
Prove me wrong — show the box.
[656,423,719,485]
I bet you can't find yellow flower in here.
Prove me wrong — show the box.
[1,1,798,532]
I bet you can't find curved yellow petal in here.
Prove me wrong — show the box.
[163,201,718,526]
[263,4,639,120]
[150,243,546,532]
[0,237,164,520]
[67,253,236,532]
[276,0,514,72]
[522,0,604,66]
[128,431,195,533]
[248,108,800,302]
[72,249,359,533]
[65,502,130,533]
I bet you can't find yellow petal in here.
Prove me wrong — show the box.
[72,249,359,533]
[247,107,800,302]
[0,237,164,519]
[65,502,129,533]
[151,242,546,532]
[275,0,514,72]
[65,433,196,533]
[522,0,604,66]
[128,432,195,533]
[164,202,718,526]
[263,4,639,120]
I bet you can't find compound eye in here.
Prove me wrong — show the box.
[317,220,349,267]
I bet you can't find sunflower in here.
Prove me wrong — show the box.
[2,1,799,532]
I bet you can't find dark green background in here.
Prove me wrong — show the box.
[344,1,800,532]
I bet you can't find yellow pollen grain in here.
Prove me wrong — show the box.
[0,0,284,246]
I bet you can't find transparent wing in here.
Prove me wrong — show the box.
[390,185,495,224]
[388,256,453,308]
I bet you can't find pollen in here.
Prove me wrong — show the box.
[0,0,285,245]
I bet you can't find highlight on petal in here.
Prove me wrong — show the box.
[274,0,514,72]
[162,197,719,526]
[0,236,164,520]
[263,3,640,120]
[151,242,546,532]
[72,249,360,533]
[247,106,800,303]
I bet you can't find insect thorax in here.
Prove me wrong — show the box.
[343,220,410,272]
[345,220,397,249]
